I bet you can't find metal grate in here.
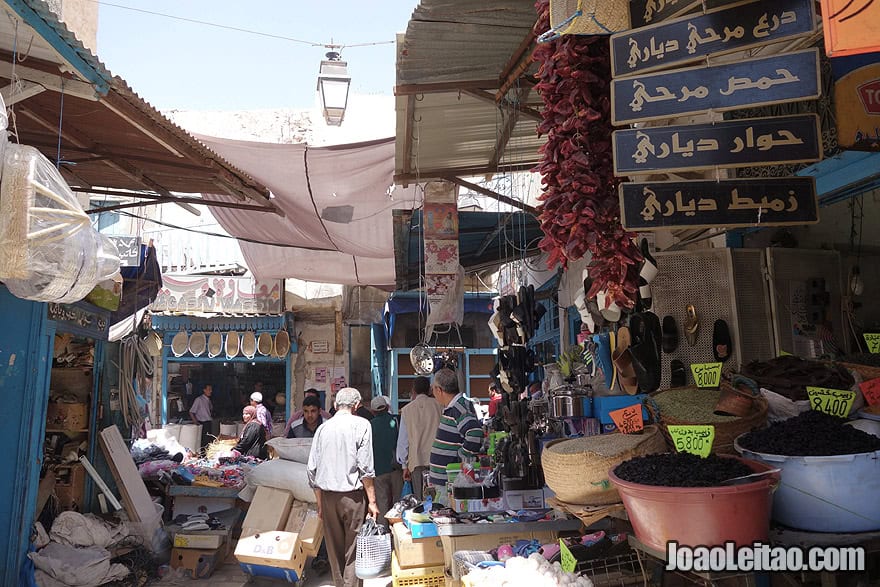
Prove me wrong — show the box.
[577,551,647,587]
[650,249,740,388]
[767,249,845,357]
[731,249,775,365]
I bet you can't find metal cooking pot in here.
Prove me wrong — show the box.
[549,391,586,419]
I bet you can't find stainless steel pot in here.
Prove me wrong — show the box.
[549,391,585,418]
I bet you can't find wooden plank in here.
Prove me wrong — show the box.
[611,48,821,125]
[612,0,815,77]
[98,425,156,523]
[36,471,56,518]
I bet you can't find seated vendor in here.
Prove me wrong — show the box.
[234,406,267,459]
[288,395,324,438]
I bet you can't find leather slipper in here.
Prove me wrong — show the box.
[612,327,640,395]
[684,304,700,347]
[639,238,658,283]
[670,359,687,387]
[662,315,679,354]
[629,313,662,393]
[592,332,616,390]
[713,319,732,362]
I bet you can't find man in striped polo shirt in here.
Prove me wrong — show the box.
[428,368,485,489]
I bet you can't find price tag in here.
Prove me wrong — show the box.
[667,425,715,458]
[807,387,856,417]
[609,404,644,434]
[559,539,576,573]
[779,350,793,357]
[690,362,722,388]
[865,333,880,354]
[859,378,880,407]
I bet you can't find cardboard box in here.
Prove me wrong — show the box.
[170,546,222,578]
[504,488,545,510]
[46,402,88,431]
[234,530,308,571]
[173,533,225,550]
[392,522,444,568]
[54,463,86,510]
[241,487,293,537]
[451,496,504,513]
[298,510,323,556]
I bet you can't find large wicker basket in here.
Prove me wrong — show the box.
[542,425,667,505]
[649,388,768,455]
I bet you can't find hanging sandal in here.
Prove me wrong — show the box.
[662,315,679,354]
[612,327,640,395]
[670,359,687,387]
[638,239,658,310]
[713,319,732,362]
[684,304,700,347]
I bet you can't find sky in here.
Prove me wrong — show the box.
[95,0,417,111]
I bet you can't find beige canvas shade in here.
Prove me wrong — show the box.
[207,332,223,358]
[188,332,207,357]
[171,331,188,357]
[225,331,241,359]
[242,331,257,359]
[273,330,290,358]
[257,332,273,356]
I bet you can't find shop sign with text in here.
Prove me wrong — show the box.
[613,114,821,174]
[611,48,820,124]
[619,177,818,230]
[613,0,814,76]
[821,0,880,57]
[628,0,744,29]
[834,61,880,150]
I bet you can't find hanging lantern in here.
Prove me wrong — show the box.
[316,51,351,126]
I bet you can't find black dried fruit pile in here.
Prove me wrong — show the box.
[614,453,752,487]
[738,410,880,456]
[742,356,853,401]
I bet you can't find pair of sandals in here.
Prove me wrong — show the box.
[591,311,662,395]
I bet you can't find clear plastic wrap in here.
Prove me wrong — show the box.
[0,143,119,302]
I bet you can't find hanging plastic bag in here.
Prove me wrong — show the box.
[401,480,413,498]
[355,517,391,579]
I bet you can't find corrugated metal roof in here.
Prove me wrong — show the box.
[395,0,543,182]
[0,0,272,205]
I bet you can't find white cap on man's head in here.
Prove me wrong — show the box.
[250,391,263,403]
[370,395,390,411]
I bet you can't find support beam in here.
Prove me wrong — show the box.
[1,80,46,106]
[462,89,541,122]
[0,61,99,100]
[497,28,538,102]
[102,100,185,158]
[443,176,537,214]
[394,79,498,95]
[402,94,416,177]
[395,161,537,184]
[475,213,513,257]
[86,196,279,215]
[488,87,532,170]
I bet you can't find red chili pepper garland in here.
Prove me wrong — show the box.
[532,0,642,310]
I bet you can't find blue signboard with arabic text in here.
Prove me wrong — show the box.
[611,48,820,125]
[613,0,814,76]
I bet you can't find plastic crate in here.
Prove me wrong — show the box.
[391,552,445,587]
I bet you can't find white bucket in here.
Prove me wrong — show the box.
[163,423,182,442]
[220,423,238,436]
[178,424,201,451]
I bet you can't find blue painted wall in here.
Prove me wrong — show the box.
[0,286,53,583]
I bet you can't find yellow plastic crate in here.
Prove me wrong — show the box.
[392,552,446,587]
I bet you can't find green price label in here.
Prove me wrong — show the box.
[779,350,793,357]
[668,425,715,458]
[865,333,880,354]
[559,539,576,573]
[690,362,722,388]
[806,387,855,418]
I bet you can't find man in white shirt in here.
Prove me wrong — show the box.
[189,384,214,449]
[395,376,443,500]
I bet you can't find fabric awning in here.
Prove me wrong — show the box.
[198,136,420,286]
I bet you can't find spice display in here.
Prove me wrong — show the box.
[742,356,854,401]
[738,410,880,456]
[546,431,651,458]
[654,388,740,423]
[532,0,641,309]
[614,453,752,487]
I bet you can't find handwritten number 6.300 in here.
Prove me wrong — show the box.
[811,396,847,417]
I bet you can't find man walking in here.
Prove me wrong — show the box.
[307,387,379,587]
[189,384,214,449]
[369,395,402,528]
[428,369,485,491]
[395,376,442,501]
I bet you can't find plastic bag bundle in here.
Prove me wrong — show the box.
[0,143,119,302]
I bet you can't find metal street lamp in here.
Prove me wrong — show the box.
[316,51,350,126]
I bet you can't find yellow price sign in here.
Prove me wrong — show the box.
[559,539,576,573]
[668,425,715,458]
[864,333,880,354]
[806,387,855,418]
[690,362,722,388]
[779,350,793,357]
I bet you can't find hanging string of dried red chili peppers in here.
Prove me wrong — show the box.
[532,0,642,310]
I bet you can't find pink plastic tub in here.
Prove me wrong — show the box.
[608,456,779,552]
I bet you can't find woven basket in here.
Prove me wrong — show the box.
[542,425,667,505]
[649,388,768,455]
[549,0,630,35]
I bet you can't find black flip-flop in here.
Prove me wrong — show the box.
[713,319,732,362]
[670,359,687,387]
[662,316,679,354]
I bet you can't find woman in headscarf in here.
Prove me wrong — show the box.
[233,405,267,459]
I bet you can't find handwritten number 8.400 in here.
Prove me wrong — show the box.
[811,396,847,418]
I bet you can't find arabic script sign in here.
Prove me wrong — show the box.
[613,0,814,76]
[107,235,142,267]
[613,114,821,175]
[611,48,821,125]
[619,177,818,231]
[151,276,282,314]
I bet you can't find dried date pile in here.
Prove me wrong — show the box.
[614,453,752,487]
[738,410,880,456]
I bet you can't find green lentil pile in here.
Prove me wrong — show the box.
[654,388,741,423]
[547,431,652,458]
